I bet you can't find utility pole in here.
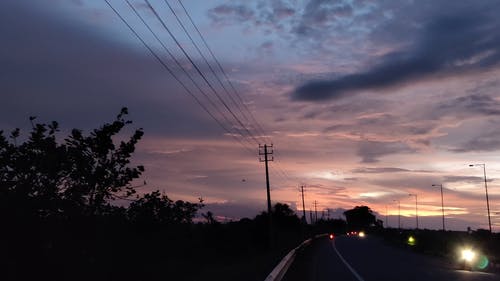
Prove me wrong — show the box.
[259,144,273,247]
[314,200,318,223]
[432,184,446,231]
[310,210,313,224]
[385,205,388,228]
[300,185,306,222]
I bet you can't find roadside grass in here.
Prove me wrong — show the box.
[371,228,500,272]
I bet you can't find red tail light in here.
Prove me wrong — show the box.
[329,234,334,240]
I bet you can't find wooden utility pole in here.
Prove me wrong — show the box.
[314,200,318,224]
[300,185,306,222]
[259,144,273,247]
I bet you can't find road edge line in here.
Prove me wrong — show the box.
[331,240,366,281]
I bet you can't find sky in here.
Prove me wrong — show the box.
[2,0,500,231]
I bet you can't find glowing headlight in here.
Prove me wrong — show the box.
[407,235,416,246]
[461,249,476,262]
[358,231,365,237]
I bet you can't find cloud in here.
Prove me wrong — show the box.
[352,167,411,174]
[293,0,353,37]
[438,94,500,117]
[292,2,500,101]
[203,201,264,221]
[357,141,416,163]
[0,0,226,138]
[450,119,500,152]
[208,3,255,25]
[443,176,491,184]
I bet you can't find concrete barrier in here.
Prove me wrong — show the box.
[264,234,326,281]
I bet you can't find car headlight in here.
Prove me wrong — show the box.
[461,249,476,262]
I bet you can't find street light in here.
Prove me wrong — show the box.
[393,199,401,229]
[432,184,446,231]
[408,194,419,229]
[469,163,492,233]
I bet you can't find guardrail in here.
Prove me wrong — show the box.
[264,234,327,281]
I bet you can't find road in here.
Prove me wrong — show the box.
[282,235,499,281]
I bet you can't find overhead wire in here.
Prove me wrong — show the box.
[107,0,296,189]
[123,0,256,152]
[175,0,272,144]
[144,0,261,146]
[163,0,265,145]
[104,0,255,155]
[163,2,295,186]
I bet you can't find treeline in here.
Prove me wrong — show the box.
[0,109,346,281]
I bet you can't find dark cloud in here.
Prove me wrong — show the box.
[357,141,416,163]
[352,167,411,174]
[343,177,358,181]
[209,0,296,35]
[443,176,492,184]
[258,41,274,55]
[208,4,255,25]
[293,0,353,37]
[299,97,387,121]
[0,0,225,138]
[450,132,500,153]
[371,175,440,190]
[438,94,500,117]
[292,2,500,101]
[306,184,348,197]
[270,4,295,19]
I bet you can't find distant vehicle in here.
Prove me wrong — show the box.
[329,233,335,240]
[346,231,366,238]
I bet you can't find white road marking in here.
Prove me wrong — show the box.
[331,240,366,281]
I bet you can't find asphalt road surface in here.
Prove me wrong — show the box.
[282,235,499,281]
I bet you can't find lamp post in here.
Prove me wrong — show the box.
[469,163,492,233]
[432,184,445,231]
[393,200,400,230]
[408,194,418,229]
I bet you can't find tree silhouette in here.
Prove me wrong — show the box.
[202,211,219,225]
[64,108,144,215]
[128,190,204,225]
[343,206,376,230]
[272,203,301,228]
[0,107,144,218]
[254,203,301,230]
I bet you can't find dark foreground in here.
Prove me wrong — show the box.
[283,235,499,281]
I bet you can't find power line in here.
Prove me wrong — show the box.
[172,1,299,188]
[107,0,296,190]
[175,0,271,144]
[163,0,264,144]
[176,0,293,190]
[144,0,261,146]
[104,0,255,155]
[123,0,256,152]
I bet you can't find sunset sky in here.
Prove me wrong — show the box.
[2,0,500,231]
